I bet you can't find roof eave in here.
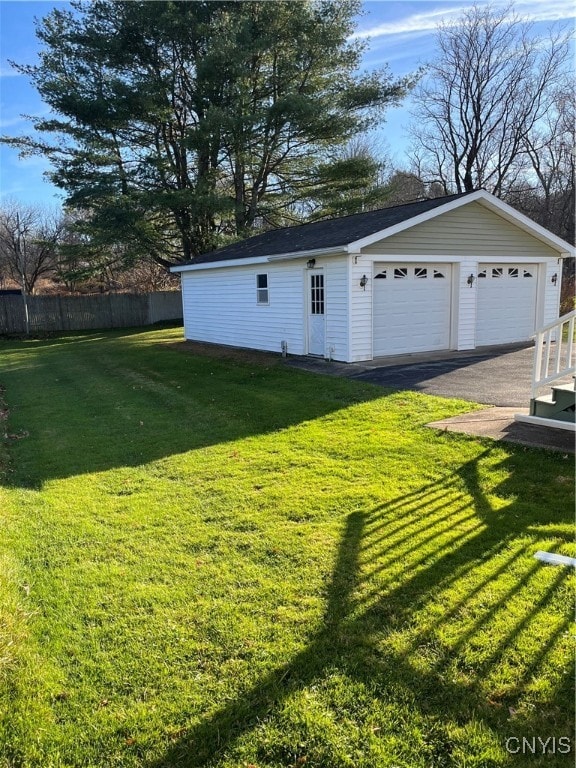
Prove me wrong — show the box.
[170,255,270,273]
[266,245,349,262]
[170,245,349,272]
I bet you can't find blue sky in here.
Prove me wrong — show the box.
[1,0,574,208]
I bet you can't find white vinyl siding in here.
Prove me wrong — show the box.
[543,260,562,329]
[456,261,477,350]
[181,254,350,360]
[182,263,305,355]
[361,202,558,258]
[349,259,373,361]
[324,258,349,361]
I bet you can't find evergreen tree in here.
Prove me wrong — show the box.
[5,1,411,266]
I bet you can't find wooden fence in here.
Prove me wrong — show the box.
[0,291,182,335]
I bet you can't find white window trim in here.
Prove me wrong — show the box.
[256,273,269,305]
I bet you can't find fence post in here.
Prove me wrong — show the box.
[21,290,30,336]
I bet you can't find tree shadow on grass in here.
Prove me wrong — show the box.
[0,329,388,488]
[148,449,574,767]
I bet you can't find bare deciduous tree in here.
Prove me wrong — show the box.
[0,202,63,294]
[522,78,575,242]
[408,3,570,197]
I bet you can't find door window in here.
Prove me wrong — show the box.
[310,273,324,315]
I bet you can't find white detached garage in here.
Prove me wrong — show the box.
[172,190,574,363]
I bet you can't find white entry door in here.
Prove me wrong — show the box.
[308,271,325,356]
[373,263,452,356]
[476,263,538,346]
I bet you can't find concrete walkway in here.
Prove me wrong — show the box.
[427,407,574,454]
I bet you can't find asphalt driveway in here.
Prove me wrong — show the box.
[351,345,535,407]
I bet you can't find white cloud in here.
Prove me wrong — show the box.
[513,0,576,23]
[352,1,576,41]
[0,65,22,78]
[352,6,468,39]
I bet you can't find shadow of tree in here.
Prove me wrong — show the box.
[148,449,574,767]
[0,329,386,488]
[352,344,535,407]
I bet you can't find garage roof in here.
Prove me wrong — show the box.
[171,189,574,271]
[185,192,471,265]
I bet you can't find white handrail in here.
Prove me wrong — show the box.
[531,310,576,399]
[533,309,576,335]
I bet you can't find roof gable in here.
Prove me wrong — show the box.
[360,201,560,258]
[349,190,574,255]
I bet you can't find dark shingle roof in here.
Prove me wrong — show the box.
[187,192,473,266]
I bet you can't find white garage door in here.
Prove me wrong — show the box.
[476,264,537,346]
[373,263,452,356]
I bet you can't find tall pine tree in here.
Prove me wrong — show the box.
[5,1,411,266]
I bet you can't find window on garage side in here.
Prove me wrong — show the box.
[256,273,269,304]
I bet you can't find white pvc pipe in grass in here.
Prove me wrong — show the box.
[534,551,576,568]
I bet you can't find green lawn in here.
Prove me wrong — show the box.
[0,327,573,768]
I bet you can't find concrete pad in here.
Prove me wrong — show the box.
[427,407,575,453]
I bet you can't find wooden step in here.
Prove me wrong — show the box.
[530,380,575,423]
[531,395,575,422]
[550,382,576,410]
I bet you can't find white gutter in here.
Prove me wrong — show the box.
[266,246,348,262]
[170,245,348,272]
[170,255,270,273]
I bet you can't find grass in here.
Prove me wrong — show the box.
[0,326,573,768]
